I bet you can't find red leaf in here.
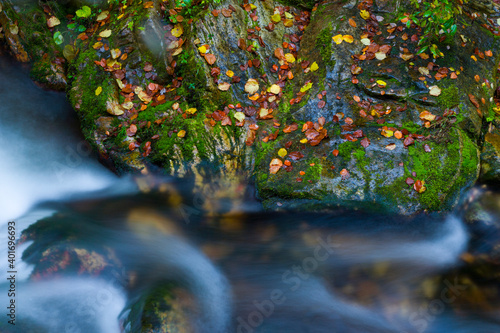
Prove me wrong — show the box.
[360,137,370,148]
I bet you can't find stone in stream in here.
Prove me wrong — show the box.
[1,0,500,214]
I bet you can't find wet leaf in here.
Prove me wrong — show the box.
[95,86,102,96]
[360,10,370,20]
[375,52,386,60]
[97,11,109,21]
[289,151,304,161]
[342,35,354,43]
[469,94,480,108]
[310,62,319,72]
[361,137,370,148]
[385,143,396,150]
[271,13,281,23]
[245,79,260,94]
[234,111,245,122]
[285,53,296,63]
[47,16,60,28]
[270,84,281,94]
[204,53,216,65]
[428,85,441,96]
[186,108,197,115]
[99,29,112,38]
[348,18,357,27]
[63,44,77,61]
[361,38,371,45]
[270,158,283,174]
[218,82,231,91]
[171,24,183,37]
[340,168,350,179]
[376,80,387,87]
[126,124,137,136]
[300,82,313,93]
[419,110,436,121]
[332,34,343,44]
[414,180,426,193]
[177,130,186,138]
[405,177,415,186]
[278,148,287,158]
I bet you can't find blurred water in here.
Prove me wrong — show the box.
[0,53,499,333]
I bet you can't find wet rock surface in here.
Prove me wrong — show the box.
[1,0,500,215]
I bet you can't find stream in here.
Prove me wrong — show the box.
[1,54,500,333]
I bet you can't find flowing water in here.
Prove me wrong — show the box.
[1,55,500,333]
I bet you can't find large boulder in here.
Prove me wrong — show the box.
[2,0,500,214]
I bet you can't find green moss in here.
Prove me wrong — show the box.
[304,157,322,181]
[315,27,335,67]
[337,141,360,160]
[437,85,460,109]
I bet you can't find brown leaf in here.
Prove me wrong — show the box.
[288,151,304,161]
[468,94,480,108]
[204,53,216,65]
[360,137,370,148]
[270,158,283,174]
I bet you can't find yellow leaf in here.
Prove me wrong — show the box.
[186,108,197,114]
[376,80,387,87]
[99,29,112,38]
[332,34,343,44]
[278,148,287,158]
[342,35,354,43]
[95,86,102,96]
[245,79,260,94]
[259,108,269,118]
[360,38,371,45]
[269,84,281,94]
[269,158,283,174]
[171,24,184,37]
[471,55,477,62]
[360,10,370,20]
[300,138,308,144]
[110,48,121,59]
[271,13,281,23]
[285,53,296,63]
[428,85,441,96]
[96,11,109,21]
[226,70,234,78]
[310,62,319,72]
[285,12,294,19]
[93,42,103,50]
[234,111,245,122]
[198,45,207,54]
[177,130,186,138]
[300,82,313,93]
[218,82,231,91]
[47,16,60,28]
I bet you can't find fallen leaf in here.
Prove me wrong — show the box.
[95,86,102,96]
[218,82,231,91]
[310,62,319,72]
[348,18,357,27]
[361,38,371,45]
[204,53,216,65]
[47,16,60,28]
[245,79,260,94]
[376,80,387,87]
[343,35,354,43]
[126,124,137,136]
[429,85,441,96]
[375,52,386,60]
[333,34,343,44]
[270,158,283,174]
[285,53,296,63]
[186,108,197,114]
[270,84,281,94]
[177,130,186,138]
[99,29,112,38]
[278,148,287,158]
[171,24,184,37]
[332,149,339,156]
[361,137,370,148]
[234,111,245,122]
[360,9,370,20]
[414,180,426,193]
[97,11,109,21]
[385,143,396,150]
[419,110,436,121]
[340,168,350,179]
